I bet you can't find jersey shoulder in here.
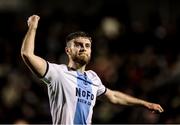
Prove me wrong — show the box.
[86,70,100,80]
[86,70,96,76]
[48,62,67,71]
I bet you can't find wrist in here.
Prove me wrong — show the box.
[29,27,37,31]
[139,100,148,107]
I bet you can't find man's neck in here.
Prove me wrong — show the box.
[68,63,86,73]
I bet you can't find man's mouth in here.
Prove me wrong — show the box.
[79,53,87,56]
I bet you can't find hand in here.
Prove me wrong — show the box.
[27,15,40,29]
[146,102,164,113]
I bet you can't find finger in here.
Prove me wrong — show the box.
[27,15,40,27]
[157,105,164,113]
[27,18,31,26]
[156,108,164,113]
[27,16,33,25]
[36,15,40,20]
[28,15,40,22]
[32,15,40,21]
[159,107,164,113]
[151,110,155,113]
[151,110,161,114]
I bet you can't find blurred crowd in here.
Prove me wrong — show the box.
[0,0,180,124]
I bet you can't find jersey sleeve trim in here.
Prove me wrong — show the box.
[98,87,107,97]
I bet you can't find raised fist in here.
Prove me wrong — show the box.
[27,15,40,29]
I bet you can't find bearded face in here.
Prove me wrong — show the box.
[71,51,91,65]
[67,37,91,66]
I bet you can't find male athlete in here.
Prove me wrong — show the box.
[21,15,164,124]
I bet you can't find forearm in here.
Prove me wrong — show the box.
[21,28,36,56]
[111,91,148,107]
[103,89,164,113]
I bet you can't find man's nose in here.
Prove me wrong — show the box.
[80,45,86,51]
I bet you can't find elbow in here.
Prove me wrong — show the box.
[110,99,119,104]
[21,51,28,59]
[106,90,120,104]
[108,93,119,104]
[109,91,129,105]
[111,98,129,105]
[110,97,126,105]
[21,50,33,61]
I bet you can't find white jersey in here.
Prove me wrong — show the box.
[41,62,106,125]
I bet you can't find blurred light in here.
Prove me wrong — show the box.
[101,17,121,39]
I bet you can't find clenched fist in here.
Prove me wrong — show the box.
[145,102,164,113]
[27,15,40,29]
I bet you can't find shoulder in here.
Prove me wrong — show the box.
[86,70,97,76]
[47,62,67,71]
[86,70,100,79]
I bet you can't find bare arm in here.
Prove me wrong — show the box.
[101,88,164,113]
[21,15,47,77]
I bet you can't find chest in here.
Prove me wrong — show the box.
[61,71,99,101]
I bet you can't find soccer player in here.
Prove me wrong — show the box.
[21,15,164,124]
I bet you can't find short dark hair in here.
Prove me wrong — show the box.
[65,31,92,44]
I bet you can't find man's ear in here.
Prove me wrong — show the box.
[65,47,70,55]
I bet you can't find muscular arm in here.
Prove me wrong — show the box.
[101,88,164,113]
[21,15,47,77]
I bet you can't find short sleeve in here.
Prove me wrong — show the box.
[41,61,59,85]
[96,75,107,97]
[89,70,107,97]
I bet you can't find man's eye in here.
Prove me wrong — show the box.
[86,44,91,48]
[75,43,80,47]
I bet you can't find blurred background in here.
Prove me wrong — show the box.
[0,0,180,124]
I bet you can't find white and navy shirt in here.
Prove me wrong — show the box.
[42,62,106,125]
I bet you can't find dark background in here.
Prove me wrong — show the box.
[0,0,180,124]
